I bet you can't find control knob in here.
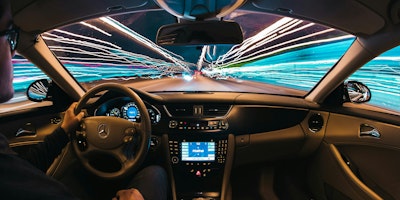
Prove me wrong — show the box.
[171,156,179,164]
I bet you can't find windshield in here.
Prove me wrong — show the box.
[43,10,354,96]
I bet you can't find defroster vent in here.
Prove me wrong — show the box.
[203,104,231,117]
[166,104,231,117]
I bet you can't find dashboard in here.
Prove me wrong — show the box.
[87,90,326,168]
[94,97,161,124]
[17,89,331,200]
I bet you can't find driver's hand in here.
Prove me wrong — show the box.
[112,188,144,200]
[61,102,85,134]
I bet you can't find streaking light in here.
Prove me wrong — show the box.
[99,17,190,72]
[80,22,112,37]
[183,74,193,81]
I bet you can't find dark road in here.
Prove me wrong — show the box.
[121,76,304,95]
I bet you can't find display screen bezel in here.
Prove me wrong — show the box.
[181,141,216,162]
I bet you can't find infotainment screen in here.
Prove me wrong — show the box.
[181,142,215,161]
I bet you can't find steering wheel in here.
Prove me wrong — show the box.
[71,83,151,179]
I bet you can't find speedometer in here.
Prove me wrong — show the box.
[122,102,140,122]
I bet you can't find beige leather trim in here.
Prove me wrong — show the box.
[328,144,382,200]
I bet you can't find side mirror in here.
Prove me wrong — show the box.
[344,81,371,103]
[26,79,52,102]
[156,21,243,45]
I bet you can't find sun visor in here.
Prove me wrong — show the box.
[13,0,149,33]
[252,0,385,35]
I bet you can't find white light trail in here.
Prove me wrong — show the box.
[80,22,112,37]
[197,46,208,71]
[49,29,121,49]
[43,29,190,77]
[99,17,191,72]
[213,34,354,68]
[217,17,297,63]
[213,19,312,66]
[209,14,355,69]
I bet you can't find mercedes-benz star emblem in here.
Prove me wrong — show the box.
[98,124,109,139]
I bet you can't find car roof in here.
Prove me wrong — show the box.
[12,0,400,63]
[11,0,390,36]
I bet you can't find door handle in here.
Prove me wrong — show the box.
[359,124,380,138]
[15,123,36,137]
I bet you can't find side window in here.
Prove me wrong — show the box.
[0,54,51,113]
[346,46,400,113]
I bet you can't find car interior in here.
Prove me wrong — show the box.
[0,0,400,200]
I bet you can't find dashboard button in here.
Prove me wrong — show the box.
[171,156,179,164]
[195,170,202,177]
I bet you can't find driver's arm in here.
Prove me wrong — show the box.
[19,102,84,172]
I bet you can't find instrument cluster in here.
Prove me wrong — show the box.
[94,97,161,124]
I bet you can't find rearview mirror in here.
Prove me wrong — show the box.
[345,81,371,103]
[156,21,243,45]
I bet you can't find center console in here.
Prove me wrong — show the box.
[167,119,231,200]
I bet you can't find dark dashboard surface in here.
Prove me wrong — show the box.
[89,89,310,136]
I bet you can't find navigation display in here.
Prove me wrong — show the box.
[181,142,215,161]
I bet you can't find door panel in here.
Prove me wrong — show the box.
[324,113,400,148]
[308,113,400,200]
[338,145,400,200]
[0,105,63,152]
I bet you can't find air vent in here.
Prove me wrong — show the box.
[166,104,231,117]
[308,113,324,133]
[203,104,231,117]
[166,104,193,117]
